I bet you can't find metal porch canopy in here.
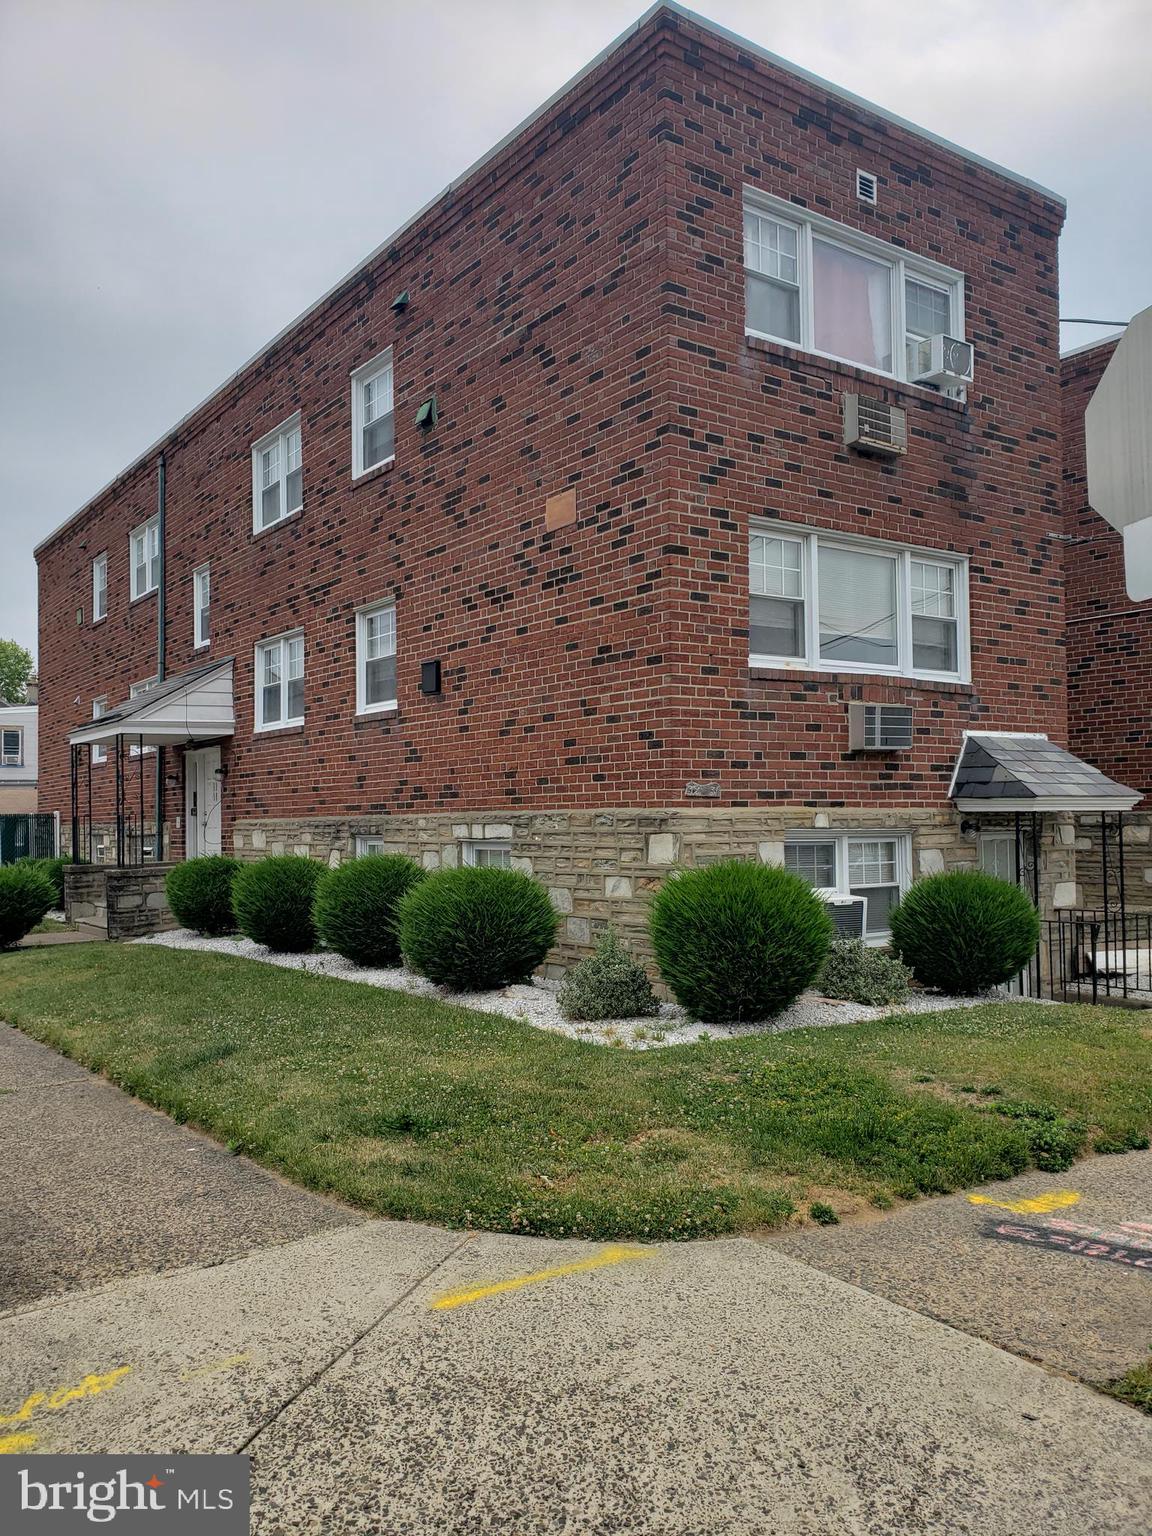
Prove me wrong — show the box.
[948,732,1141,813]
[69,659,234,749]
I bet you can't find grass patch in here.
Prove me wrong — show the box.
[1,946,1150,1241]
[29,916,76,935]
[1099,1360,1152,1414]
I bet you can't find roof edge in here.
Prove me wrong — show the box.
[35,1,1065,558]
[1060,330,1127,362]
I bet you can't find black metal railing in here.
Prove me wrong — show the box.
[0,812,57,865]
[71,817,164,867]
[1039,910,1152,1003]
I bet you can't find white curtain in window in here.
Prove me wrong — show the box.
[819,547,897,666]
[812,240,892,372]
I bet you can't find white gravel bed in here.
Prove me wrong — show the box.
[134,928,1042,1049]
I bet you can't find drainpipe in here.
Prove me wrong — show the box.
[154,453,166,860]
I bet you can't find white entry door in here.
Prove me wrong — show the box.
[980,831,1030,995]
[185,747,222,858]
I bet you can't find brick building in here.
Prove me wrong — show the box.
[35,1,1138,957]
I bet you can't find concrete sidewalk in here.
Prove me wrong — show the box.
[3,1026,1152,1534]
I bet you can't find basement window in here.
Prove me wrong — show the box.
[461,841,511,869]
[252,414,303,534]
[784,832,910,939]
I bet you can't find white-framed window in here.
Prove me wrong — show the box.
[784,831,910,939]
[252,414,303,533]
[355,836,388,857]
[193,565,211,649]
[255,631,304,730]
[129,518,159,600]
[351,350,395,478]
[129,676,158,756]
[92,553,108,622]
[749,524,968,682]
[462,841,512,869]
[744,192,964,386]
[355,602,397,714]
[91,697,108,765]
[1,727,22,766]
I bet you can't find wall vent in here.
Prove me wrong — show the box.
[843,393,907,457]
[856,169,878,205]
[848,702,914,751]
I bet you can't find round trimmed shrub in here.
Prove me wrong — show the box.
[232,855,323,953]
[166,856,240,937]
[817,938,913,1007]
[397,865,559,991]
[313,854,425,967]
[558,929,661,1022]
[19,856,67,906]
[889,869,1040,995]
[649,859,834,1024]
[0,864,56,948]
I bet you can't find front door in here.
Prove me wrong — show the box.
[980,831,1031,995]
[185,747,222,858]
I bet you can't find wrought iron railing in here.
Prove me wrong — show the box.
[0,812,57,865]
[1039,910,1152,1003]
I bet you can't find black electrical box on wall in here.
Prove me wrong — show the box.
[420,659,442,695]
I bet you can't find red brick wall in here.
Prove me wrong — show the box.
[1061,335,1152,803]
[37,8,1067,845]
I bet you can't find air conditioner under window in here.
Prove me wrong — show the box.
[842,394,907,457]
[848,703,914,752]
[913,334,974,388]
[820,895,867,940]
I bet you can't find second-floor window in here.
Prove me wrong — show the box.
[252,415,302,533]
[193,565,210,649]
[355,602,397,714]
[92,553,108,622]
[1,728,22,766]
[91,697,108,765]
[351,350,395,478]
[749,525,968,682]
[255,631,304,730]
[743,193,963,384]
[129,518,159,600]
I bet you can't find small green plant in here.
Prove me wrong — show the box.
[817,939,913,1006]
[989,1099,1085,1172]
[558,930,660,1022]
[397,865,559,991]
[1100,1359,1152,1415]
[18,855,67,905]
[649,860,833,1023]
[1093,1129,1150,1155]
[890,869,1040,995]
[809,1201,840,1226]
[232,855,323,953]
[165,856,240,936]
[313,854,425,968]
[0,864,56,948]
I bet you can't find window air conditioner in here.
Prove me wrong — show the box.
[848,703,914,751]
[820,895,867,940]
[842,394,907,457]
[913,334,974,388]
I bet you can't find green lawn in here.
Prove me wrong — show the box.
[1,945,1150,1240]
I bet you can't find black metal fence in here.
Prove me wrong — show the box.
[0,812,57,865]
[1039,910,1152,1003]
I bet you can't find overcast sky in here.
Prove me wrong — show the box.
[2,0,1149,661]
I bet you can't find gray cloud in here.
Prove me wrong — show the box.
[2,0,1149,659]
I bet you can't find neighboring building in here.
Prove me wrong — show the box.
[0,698,39,815]
[35,2,1137,959]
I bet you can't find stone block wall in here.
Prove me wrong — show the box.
[64,863,176,941]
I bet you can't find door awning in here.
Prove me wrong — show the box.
[949,732,1141,813]
[69,660,234,749]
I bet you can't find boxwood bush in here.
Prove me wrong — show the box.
[313,854,425,967]
[397,865,558,991]
[889,869,1040,995]
[166,856,240,937]
[649,860,834,1023]
[18,855,67,906]
[558,929,661,1022]
[232,855,322,953]
[0,864,56,948]
[818,938,913,1007]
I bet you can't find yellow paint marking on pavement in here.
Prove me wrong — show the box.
[0,1368,131,1430]
[0,1433,39,1455]
[431,1244,654,1311]
[968,1190,1081,1215]
[178,1353,252,1382]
